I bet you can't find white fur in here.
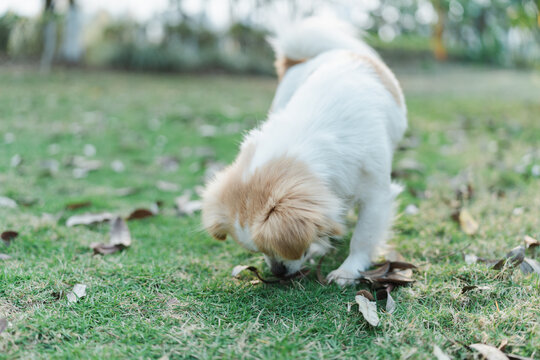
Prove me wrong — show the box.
[229,18,406,285]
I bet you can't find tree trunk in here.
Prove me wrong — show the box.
[40,0,56,72]
[61,0,82,64]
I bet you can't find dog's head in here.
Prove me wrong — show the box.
[202,155,342,276]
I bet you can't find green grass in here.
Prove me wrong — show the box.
[1,64,539,359]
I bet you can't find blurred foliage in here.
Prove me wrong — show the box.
[0,0,538,71]
[0,12,19,54]
[437,0,540,66]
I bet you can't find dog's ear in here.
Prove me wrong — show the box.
[252,196,342,260]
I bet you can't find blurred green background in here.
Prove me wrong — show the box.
[0,0,538,73]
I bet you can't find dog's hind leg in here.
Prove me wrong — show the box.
[327,183,397,286]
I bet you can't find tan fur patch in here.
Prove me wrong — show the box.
[274,56,305,81]
[349,53,404,107]
[202,153,342,260]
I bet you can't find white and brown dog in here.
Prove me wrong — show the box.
[202,18,407,286]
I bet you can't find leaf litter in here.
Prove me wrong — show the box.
[66,284,87,303]
[231,265,308,284]
[1,231,18,245]
[65,201,92,210]
[90,217,132,255]
[66,212,115,227]
[355,292,379,326]
[451,208,479,235]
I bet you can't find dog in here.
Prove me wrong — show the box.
[202,18,407,286]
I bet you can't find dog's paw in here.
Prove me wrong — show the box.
[327,268,358,286]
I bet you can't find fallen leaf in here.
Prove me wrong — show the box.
[452,209,479,235]
[10,154,22,168]
[385,290,396,314]
[524,235,539,249]
[65,201,92,210]
[356,290,375,301]
[0,318,6,334]
[355,293,379,326]
[109,217,131,247]
[91,217,132,255]
[462,285,477,293]
[231,265,308,284]
[0,196,17,208]
[127,208,155,221]
[470,343,509,360]
[66,212,115,227]
[505,246,525,266]
[1,231,18,244]
[358,261,416,287]
[520,258,540,275]
[231,265,280,284]
[175,193,202,216]
[156,180,180,192]
[66,284,87,303]
[0,254,12,260]
[90,243,124,255]
[433,345,451,360]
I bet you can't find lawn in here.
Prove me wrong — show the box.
[1,64,539,359]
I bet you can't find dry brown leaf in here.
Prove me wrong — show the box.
[452,209,479,235]
[0,318,6,334]
[355,293,379,326]
[91,217,132,255]
[385,290,396,314]
[231,265,308,284]
[356,290,375,301]
[433,345,451,360]
[358,261,416,287]
[65,201,92,210]
[462,285,478,293]
[231,265,280,284]
[66,284,87,303]
[1,231,18,244]
[109,217,131,247]
[524,235,539,249]
[470,343,509,360]
[127,208,155,221]
[66,212,115,227]
[90,243,124,255]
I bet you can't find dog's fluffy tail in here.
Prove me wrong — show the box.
[269,17,378,79]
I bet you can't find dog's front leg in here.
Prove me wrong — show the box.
[327,187,394,286]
